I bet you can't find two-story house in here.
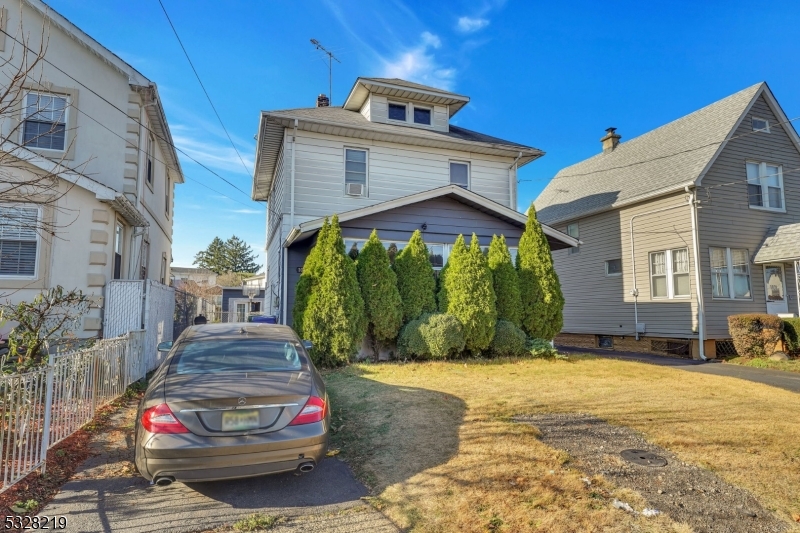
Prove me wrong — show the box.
[535,82,800,359]
[0,0,183,337]
[252,77,578,325]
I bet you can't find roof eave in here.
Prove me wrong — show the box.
[342,77,471,117]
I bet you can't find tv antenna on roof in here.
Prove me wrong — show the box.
[310,38,340,105]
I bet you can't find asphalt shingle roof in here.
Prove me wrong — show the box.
[534,83,764,225]
[753,223,800,263]
[265,106,539,152]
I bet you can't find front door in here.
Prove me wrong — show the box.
[764,264,789,315]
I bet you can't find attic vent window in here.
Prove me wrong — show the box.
[414,107,431,125]
[388,103,406,121]
[752,117,770,133]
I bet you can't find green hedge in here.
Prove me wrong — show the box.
[727,314,783,358]
[397,313,465,360]
[782,317,800,354]
[489,320,527,357]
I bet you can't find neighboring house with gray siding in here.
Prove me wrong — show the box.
[252,77,578,326]
[535,82,800,359]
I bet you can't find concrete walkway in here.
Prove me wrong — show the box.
[559,345,800,394]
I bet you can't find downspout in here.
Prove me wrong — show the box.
[290,119,298,228]
[628,201,693,341]
[687,186,707,360]
[509,152,522,210]
[282,243,289,325]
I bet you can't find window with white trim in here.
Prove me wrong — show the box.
[746,161,783,210]
[605,258,622,276]
[710,247,751,299]
[23,92,67,151]
[567,224,579,255]
[344,148,367,196]
[450,161,469,189]
[388,102,406,121]
[649,248,690,299]
[751,117,770,133]
[165,176,171,218]
[0,205,39,277]
[413,106,431,125]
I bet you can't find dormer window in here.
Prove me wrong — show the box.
[388,103,406,121]
[413,107,431,125]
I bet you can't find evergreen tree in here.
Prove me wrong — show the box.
[394,230,437,322]
[517,203,564,339]
[487,234,522,327]
[225,236,261,273]
[356,230,403,359]
[193,237,229,274]
[437,236,467,312]
[303,215,366,366]
[292,219,331,337]
[442,234,497,353]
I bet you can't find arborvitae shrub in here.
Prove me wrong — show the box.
[303,215,366,366]
[356,230,403,359]
[397,313,465,360]
[395,230,436,322]
[442,234,497,353]
[489,319,527,357]
[293,219,330,337]
[487,235,522,327]
[517,203,564,339]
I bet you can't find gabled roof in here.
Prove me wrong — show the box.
[534,83,800,225]
[343,77,470,117]
[284,185,579,251]
[253,106,543,201]
[753,223,800,263]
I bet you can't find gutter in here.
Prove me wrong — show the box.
[290,119,297,229]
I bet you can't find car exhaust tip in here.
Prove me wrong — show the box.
[297,462,315,473]
[154,476,175,486]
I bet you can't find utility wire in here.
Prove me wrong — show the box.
[0,26,259,205]
[156,0,253,178]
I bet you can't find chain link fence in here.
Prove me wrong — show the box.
[0,330,145,493]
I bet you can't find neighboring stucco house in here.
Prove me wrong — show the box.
[252,77,578,325]
[535,82,800,359]
[0,0,183,338]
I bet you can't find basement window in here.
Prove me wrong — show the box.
[597,335,613,349]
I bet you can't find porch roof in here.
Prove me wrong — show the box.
[753,223,800,264]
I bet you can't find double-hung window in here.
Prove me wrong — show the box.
[746,161,784,210]
[344,148,367,196]
[649,248,690,299]
[146,134,155,187]
[23,92,67,151]
[450,161,469,189]
[0,205,39,277]
[710,247,751,299]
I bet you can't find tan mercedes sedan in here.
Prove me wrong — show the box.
[134,323,329,486]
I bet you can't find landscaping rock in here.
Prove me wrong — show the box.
[769,352,789,361]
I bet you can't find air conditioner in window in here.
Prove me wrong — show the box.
[346,183,364,196]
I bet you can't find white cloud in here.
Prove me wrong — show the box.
[172,132,254,176]
[382,32,456,91]
[227,208,262,215]
[456,16,490,33]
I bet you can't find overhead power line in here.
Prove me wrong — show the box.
[157,0,253,178]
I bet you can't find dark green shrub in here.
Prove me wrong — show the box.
[441,234,497,354]
[395,230,436,322]
[489,319,527,357]
[419,313,465,359]
[517,203,564,340]
[783,317,800,354]
[356,230,403,359]
[397,313,465,360]
[303,215,366,366]
[293,219,331,337]
[487,235,522,327]
[727,314,783,357]
[526,338,558,358]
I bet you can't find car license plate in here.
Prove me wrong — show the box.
[221,410,260,431]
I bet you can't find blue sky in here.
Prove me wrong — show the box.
[47,0,800,268]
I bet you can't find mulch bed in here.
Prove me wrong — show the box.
[0,389,144,525]
[516,413,790,533]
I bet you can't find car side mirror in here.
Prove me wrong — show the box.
[302,340,313,350]
[157,341,173,353]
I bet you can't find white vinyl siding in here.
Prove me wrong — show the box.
[23,92,67,151]
[710,247,751,299]
[746,161,784,211]
[0,205,39,278]
[649,248,689,299]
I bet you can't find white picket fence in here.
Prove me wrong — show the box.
[0,330,145,493]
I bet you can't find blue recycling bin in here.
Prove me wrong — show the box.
[249,315,278,324]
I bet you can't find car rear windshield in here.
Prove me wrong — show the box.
[172,339,303,374]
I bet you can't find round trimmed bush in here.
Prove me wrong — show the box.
[489,320,527,357]
[397,313,465,360]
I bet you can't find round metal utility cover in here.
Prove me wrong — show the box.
[620,449,667,467]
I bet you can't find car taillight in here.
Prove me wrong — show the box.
[141,403,189,434]
[289,396,326,426]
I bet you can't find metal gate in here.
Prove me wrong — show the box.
[144,279,175,372]
[104,280,144,337]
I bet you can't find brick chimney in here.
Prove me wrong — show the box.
[601,127,621,153]
[316,94,330,107]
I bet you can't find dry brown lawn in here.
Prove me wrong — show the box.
[324,355,800,533]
